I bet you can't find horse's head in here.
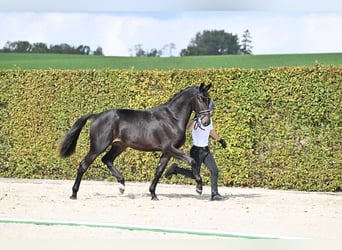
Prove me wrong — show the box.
[193,83,212,127]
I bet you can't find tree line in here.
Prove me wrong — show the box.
[180,29,252,56]
[129,43,176,57]
[131,29,253,57]
[0,41,104,55]
[1,29,252,57]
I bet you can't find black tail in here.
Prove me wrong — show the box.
[59,114,95,158]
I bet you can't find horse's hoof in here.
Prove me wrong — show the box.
[151,196,159,201]
[196,184,203,195]
[119,183,125,194]
[70,195,77,200]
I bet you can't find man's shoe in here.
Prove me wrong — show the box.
[165,163,178,178]
[210,193,225,201]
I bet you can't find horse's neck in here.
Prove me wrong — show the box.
[167,92,194,128]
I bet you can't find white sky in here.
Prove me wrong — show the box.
[0,0,341,56]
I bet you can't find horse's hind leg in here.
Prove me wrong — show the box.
[71,152,98,199]
[71,127,112,199]
[101,144,126,194]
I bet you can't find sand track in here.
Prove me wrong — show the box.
[0,178,341,239]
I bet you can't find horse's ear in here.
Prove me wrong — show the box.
[199,82,205,91]
[199,83,212,93]
[199,82,211,92]
[205,83,212,91]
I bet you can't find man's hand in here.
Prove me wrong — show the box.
[218,138,227,149]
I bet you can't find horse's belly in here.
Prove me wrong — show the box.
[129,143,161,152]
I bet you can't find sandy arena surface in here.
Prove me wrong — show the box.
[0,178,341,240]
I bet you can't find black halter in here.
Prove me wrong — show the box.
[194,110,211,130]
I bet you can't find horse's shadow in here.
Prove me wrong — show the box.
[227,193,261,199]
[158,193,211,200]
[102,192,261,201]
[158,193,261,200]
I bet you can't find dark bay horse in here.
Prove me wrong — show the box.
[60,83,212,200]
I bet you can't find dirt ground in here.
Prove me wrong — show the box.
[0,178,341,240]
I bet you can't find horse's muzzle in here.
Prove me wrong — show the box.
[200,115,211,127]
[202,119,210,126]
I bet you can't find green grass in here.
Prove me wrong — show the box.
[0,52,341,70]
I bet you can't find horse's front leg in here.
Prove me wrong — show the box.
[149,154,171,200]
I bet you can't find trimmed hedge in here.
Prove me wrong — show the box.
[0,65,341,191]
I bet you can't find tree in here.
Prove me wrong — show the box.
[15,41,32,52]
[131,44,162,57]
[49,43,74,54]
[146,48,162,57]
[93,46,104,56]
[180,30,240,56]
[168,43,176,57]
[134,44,146,57]
[77,45,91,55]
[31,42,49,53]
[240,29,253,55]
[162,43,176,57]
[2,41,32,53]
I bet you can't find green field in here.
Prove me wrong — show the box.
[0,52,341,70]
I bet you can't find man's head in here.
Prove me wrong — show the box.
[209,100,215,116]
[209,100,215,110]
